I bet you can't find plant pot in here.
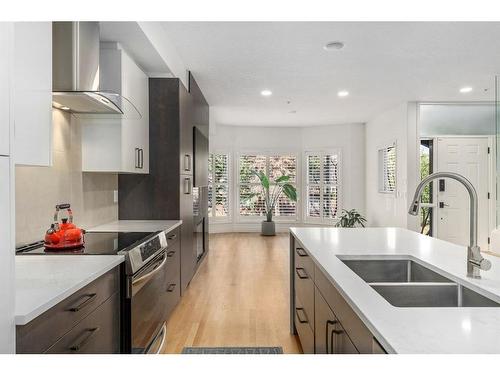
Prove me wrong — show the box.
[261,221,276,236]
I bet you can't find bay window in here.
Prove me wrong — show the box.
[238,153,297,219]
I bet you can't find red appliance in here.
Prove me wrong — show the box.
[44,204,85,250]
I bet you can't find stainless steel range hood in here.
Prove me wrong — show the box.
[52,22,141,118]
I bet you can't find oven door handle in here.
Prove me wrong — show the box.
[146,322,167,354]
[132,251,168,285]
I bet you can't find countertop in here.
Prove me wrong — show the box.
[290,227,500,354]
[15,255,124,325]
[88,220,182,233]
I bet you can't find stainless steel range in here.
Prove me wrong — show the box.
[17,230,172,354]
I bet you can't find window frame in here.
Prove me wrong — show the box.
[235,150,300,223]
[208,150,232,223]
[302,149,342,225]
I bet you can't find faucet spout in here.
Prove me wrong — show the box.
[408,172,491,278]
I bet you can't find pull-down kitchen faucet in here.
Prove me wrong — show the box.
[408,172,491,278]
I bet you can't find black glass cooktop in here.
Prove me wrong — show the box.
[16,232,155,255]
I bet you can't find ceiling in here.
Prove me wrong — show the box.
[161,22,500,127]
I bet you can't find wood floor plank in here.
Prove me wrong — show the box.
[163,232,302,354]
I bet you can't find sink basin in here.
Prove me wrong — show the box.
[370,283,500,307]
[340,258,452,283]
[338,257,500,308]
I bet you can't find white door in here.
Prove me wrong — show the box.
[436,137,490,249]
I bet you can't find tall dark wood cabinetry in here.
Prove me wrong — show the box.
[118,74,209,295]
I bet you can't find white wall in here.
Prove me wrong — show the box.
[209,123,365,232]
[15,110,119,245]
[365,102,418,228]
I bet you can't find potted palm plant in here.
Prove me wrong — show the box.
[251,171,297,236]
[335,209,367,228]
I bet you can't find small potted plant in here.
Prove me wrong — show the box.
[335,209,367,228]
[251,171,297,236]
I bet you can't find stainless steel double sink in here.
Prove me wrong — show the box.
[338,257,500,308]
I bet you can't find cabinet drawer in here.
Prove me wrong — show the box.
[165,227,180,245]
[165,267,181,321]
[165,240,181,320]
[315,265,372,354]
[45,292,120,354]
[17,267,120,354]
[166,240,181,276]
[295,266,314,332]
[294,295,314,354]
[294,244,314,281]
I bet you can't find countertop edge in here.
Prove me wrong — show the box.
[15,256,124,325]
[87,220,183,233]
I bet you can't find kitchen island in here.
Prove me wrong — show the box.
[290,227,500,354]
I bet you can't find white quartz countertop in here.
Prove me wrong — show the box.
[15,255,124,325]
[88,220,182,233]
[290,227,500,354]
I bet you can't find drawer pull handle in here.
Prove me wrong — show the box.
[167,233,177,241]
[295,267,309,279]
[326,320,337,354]
[167,283,177,292]
[68,293,97,312]
[167,250,176,258]
[295,307,308,324]
[69,327,100,352]
[296,247,308,257]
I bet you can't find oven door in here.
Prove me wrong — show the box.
[130,249,169,353]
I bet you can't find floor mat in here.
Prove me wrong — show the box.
[181,346,284,354]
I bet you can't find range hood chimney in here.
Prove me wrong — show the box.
[52,22,140,118]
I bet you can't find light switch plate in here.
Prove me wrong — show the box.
[113,190,118,203]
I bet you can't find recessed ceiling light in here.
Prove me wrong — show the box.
[324,41,344,51]
[261,89,272,97]
[337,90,349,97]
[459,87,473,93]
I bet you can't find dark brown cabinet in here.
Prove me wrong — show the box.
[16,267,120,354]
[119,74,209,296]
[290,236,386,354]
[315,288,359,354]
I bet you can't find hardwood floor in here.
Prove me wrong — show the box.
[163,232,302,354]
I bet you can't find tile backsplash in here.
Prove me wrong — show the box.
[15,110,118,245]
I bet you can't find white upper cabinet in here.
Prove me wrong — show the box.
[0,23,13,156]
[81,43,149,174]
[13,22,52,166]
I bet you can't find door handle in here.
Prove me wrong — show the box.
[167,250,176,257]
[69,327,100,352]
[135,148,140,168]
[139,148,144,169]
[146,323,166,354]
[295,247,308,257]
[295,267,309,279]
[295,307,308,324]
[184,178,192,194]
[167,283,177,292]
[132,252,168,285]
[439,202,449,208]
[167,233,177,241]
[184,154,191,172]
[68,293,97,312]
[326,320,337,354]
